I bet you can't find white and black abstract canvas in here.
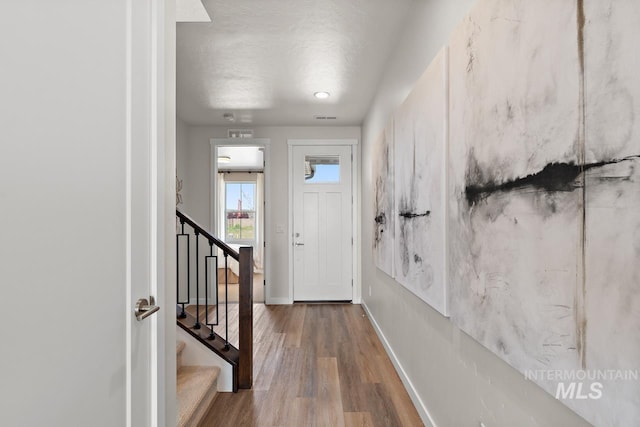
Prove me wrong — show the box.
[448,0,640,424]
[372,120,395,277]
[394,47,448,316]
[583,1,640,425]
[448,0,582,395]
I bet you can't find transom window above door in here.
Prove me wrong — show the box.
[304,155,341,184]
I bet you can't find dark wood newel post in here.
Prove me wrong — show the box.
[238,246,253,389]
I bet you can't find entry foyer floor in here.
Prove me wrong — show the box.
[200,303,424,426]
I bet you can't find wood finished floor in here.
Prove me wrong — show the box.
[200,304,424,427]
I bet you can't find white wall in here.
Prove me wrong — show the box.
[179,126,361,302]
[163,5,178,425]
[176,116,189,212]
[176,327,234,392]
[361,1,590,426]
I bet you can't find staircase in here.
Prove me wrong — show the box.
[175,209,254,423]
[176,341,220,427]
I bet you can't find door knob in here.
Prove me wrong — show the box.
[294,242,304,246]
[135,297,160,321]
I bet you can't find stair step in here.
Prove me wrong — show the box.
[217,267,239,284]
[176,341,186,371]
[177,365,220,427]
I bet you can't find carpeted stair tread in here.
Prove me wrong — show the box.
[177,365,220,427]
[176,341,186,371]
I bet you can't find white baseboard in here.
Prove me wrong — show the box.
[266,297,363,305]
[265,297,293,305]
[361,302,437,427]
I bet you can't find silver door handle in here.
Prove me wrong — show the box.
[135,297,160,321]
[294,242,304,246]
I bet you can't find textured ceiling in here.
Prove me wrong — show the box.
[177,0,414,126]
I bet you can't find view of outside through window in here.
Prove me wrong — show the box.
[304,155,340,183]
[225,182,256,242]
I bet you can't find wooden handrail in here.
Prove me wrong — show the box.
[176,209,239,261]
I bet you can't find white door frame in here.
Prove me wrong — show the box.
[160,0,177,425]
[287,139,360,304]
[130,0,176,425]
[128,0,175,425]
[210,138,272,303]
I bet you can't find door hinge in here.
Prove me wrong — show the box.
[264,241,266,247]
[351,279,353,287]
[264,279,266,287]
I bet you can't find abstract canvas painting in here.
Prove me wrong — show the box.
[448,0,640,424]
[372,120,395,277]
[448,0,582,393]
[366,0,639,422]
[583,1,640,425]
[394,47,448,316]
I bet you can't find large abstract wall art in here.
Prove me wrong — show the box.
[394,47,448,316]
[448,0,640,424]
[583,1,640,425]
[372,120,395,277]
[449,0,581,377]
[369,0,638,422]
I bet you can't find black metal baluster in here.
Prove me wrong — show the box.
[176,219,189,319]
[224,252,230,351]
[215,252,220,327]
[194,229,201,329]
[205,240,218,340]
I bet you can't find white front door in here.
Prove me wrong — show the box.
[292,145,353,301]
[0,1,169,426]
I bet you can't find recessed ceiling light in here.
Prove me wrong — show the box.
[314,91,330,99]
[218,155,231,163]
